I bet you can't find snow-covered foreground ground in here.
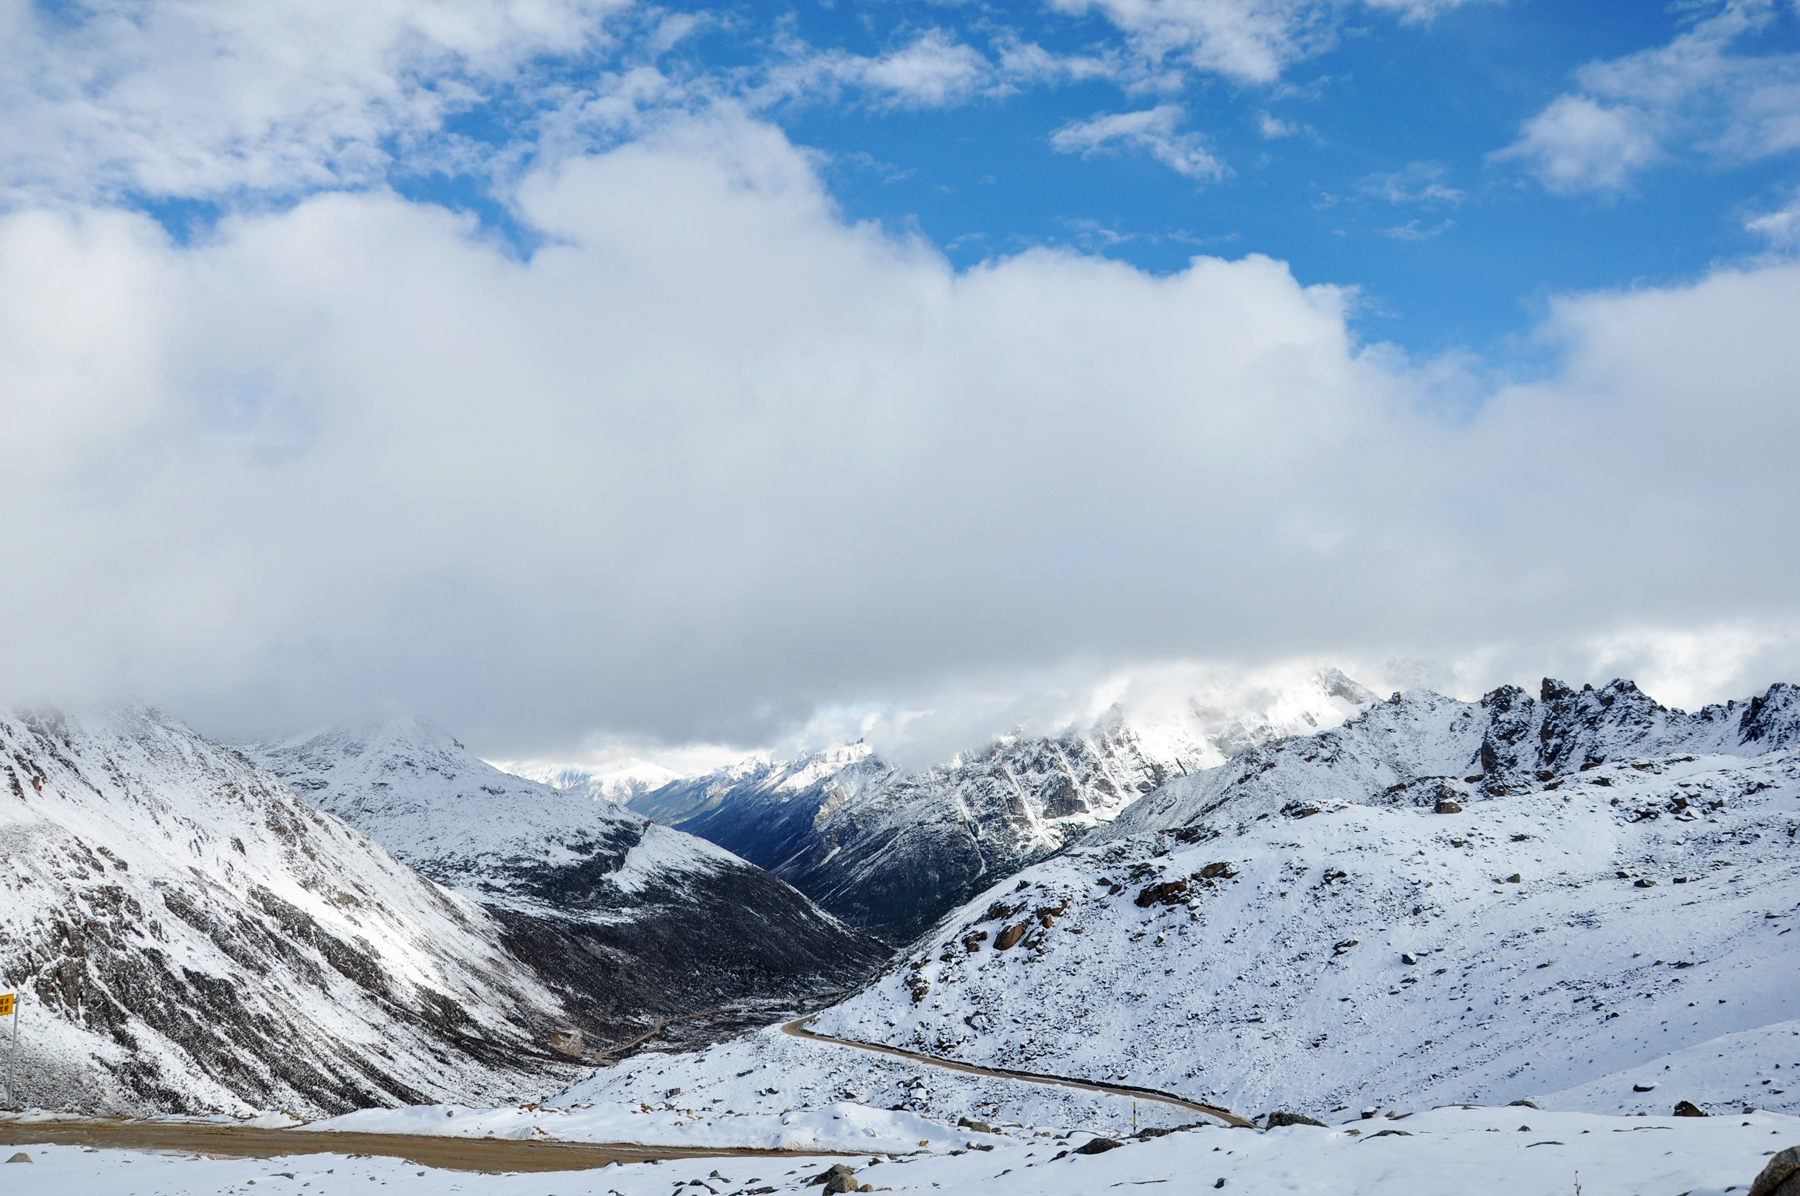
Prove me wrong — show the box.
[5,1107,1797,1196]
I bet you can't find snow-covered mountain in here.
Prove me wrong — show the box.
[807,678,1800,1119]
[0,707,585,1117]
[244,717,888,1045]
[489,758,685,804]
[629,670,1376,942]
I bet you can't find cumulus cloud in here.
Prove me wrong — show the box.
[1050,104,1229,180]
[3,107,1800,758]
[1494,0,1800,194]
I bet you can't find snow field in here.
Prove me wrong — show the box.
[4,1108,1797,1196]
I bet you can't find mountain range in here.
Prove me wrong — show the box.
[622,669,1376,941]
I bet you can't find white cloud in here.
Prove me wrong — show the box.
[1046,0,1328,85]
[1045,0,1502,87]
[0,0,628,202]
[1360,0,1499,22]
[4,108,1800,756]
[754,30,994,112]
[1382,218,1452,240]
[1360,161,1464,205]
[1050,104,1229,180]
[1491,94,1665,195]
[1745,187,1800,247]
[1494,0,1800,194]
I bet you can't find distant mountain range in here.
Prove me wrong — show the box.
[613,669,1377,942]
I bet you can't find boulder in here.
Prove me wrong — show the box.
[1075,1137,1123,1154]
[1266,1111,1326,1129]
[1750,1145,1800,1196]
[1673,1101,1706,1117]
[5,1153,31,1164]
[810,1164,858,1193]
[1434,798,1463,814]
[957,1117,992,1133]
[1509,1100,1540,1110]
[994,923,1028,950]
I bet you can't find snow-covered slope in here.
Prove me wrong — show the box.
[245,718,888,1044]
[807,679,1800,1119]
[631,670,1376,942]
[0,708,584,1117]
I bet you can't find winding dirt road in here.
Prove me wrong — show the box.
[780,1017,1254,1128]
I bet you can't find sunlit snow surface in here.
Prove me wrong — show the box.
[4,1108,1798,1196]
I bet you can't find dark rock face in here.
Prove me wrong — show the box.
[1266,1111,1326,1128]
[487,844,890,1047]
[1076,1137,1123,1154]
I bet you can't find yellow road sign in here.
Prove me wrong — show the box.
[0,994,12,1017]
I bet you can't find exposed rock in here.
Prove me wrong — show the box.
[1673,1101,1706,1117]
[1433,799,1464,814]
[810,1163,858,1192]
[1401,953,1418,966]
[1196,862,1237,880]
[1750,1145,1800,1196]
[1135,881,1190,908]
[1509,1100,1540,1109]
[957,1117,992,1133]
[1333,939,1359,956]
[994,923,1028,951]
[1266,1111,1326,1128]
[1075,1137,1123,1154]
[6,1153,32,1164]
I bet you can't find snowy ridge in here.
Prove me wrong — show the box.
[1099,678,1800,841]
[804,678,1800,1120]
[0,707,582,1117]
[245,715,728,906]
[489,758,686,804]
[631,670,1376,942]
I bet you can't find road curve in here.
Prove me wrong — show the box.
[781,1018,1255,1129]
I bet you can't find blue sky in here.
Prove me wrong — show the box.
[397,0,1800,354]
[2,0,1799,757]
